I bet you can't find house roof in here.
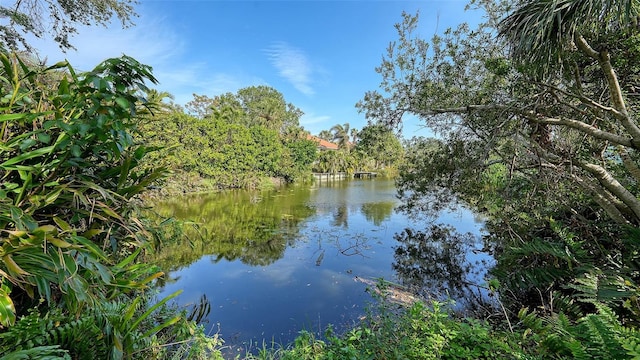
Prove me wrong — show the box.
[306,134,339,150]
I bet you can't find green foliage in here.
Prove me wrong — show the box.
[312,150,356,174]
[149,186,316,269]
[0,291,223,360]
[0,52,169,323]
[519,303,640,359]
[356,2,640,359]
[249,298,526,360]
[138,86,316,189]
[354,123,403,170]
[499,0,639,76]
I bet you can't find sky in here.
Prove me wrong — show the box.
[29,0,485,138]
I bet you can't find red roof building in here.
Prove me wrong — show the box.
[306,134,339,151]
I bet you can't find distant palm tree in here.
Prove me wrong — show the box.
[141,89,175,116]
[318,130,332,141]
[350,127,359,146]
[331,123,351,150]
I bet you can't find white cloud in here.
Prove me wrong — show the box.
[265,42,316,96]
[300,112,333,134]
[28,15,182,72]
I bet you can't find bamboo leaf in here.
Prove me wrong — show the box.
[53,217,72,232]
[142,315,181,338]
[139,271,164,285]
[3,254,28,276]
[34,225,57,235]
[70,235,107,260]
[1,145,55,168]
[115,248,140,268]
[0,113,27,122]
[48,237,73,248]
[127,290,182,336]
[0,286,16,327]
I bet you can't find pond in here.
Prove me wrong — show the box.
[153,179,493,356]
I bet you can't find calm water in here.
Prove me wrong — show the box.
[153,179,492,356]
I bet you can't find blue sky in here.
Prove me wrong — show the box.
[32,0,484,138]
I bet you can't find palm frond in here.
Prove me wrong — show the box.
[499,0,640,72]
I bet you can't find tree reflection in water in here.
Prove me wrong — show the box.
[149,187,316,271]
[393,224,491,309]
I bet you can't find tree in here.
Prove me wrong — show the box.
[0,0,137,51]
[330,123,352,150]
[499,0,639,76]
[185,93,217,119]
[236,85,304,135]
[358,2,640,225]
[317,129,333,141]
[356,123,403,168]
[358,0,640,320]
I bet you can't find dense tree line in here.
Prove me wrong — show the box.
[313,122,404,175]
[138,86,318,190]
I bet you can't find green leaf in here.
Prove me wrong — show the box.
[70,144,81,158]
[48,237,73,248]
[127,290,182,336]
[37,132,52,144]
[0,113,26,123]
[18,138,37,151]
[0,286,16,327]
[115,97,130,110]
[53,216,72,232]
[1,145,55,168]
[70,235,107,260]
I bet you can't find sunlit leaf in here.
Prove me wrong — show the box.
[0,286,16,326]
[48,237,73,248]
[53,217,72,232]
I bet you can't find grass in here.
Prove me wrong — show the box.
[236,288,527,360]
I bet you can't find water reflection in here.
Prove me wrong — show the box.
[152,180,493,355]
[151,187,316,269]
[361,201,395,226]
[393,225,491,307]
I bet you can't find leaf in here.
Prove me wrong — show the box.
[0,286,16,327]
[34,225,57,235]
[115,248,141,268]
[3,254,28,276]
[142,315,181,338]
[0,113,26,122]
[48,237,73,248]
[115,97,130,110]
[70,235,107,260]
[18,138,37,151]
[53,217,72,232]
[1,145,55,168]
[62,254,78,275]
[139,271,164,285]
[126,290,182,336]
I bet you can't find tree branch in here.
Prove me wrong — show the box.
[577,160,640,223]
[428,103,635,148]
[575,33,640,143]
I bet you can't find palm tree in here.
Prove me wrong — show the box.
[350,127,359,145]
[330,123,351,150]
[318,130,332,141]
[140,89,176,116]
